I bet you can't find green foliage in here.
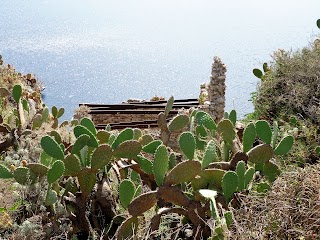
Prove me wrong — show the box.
[136,155,153,174]
[217,119,235,144]
[255,120,272,144]
[179,132,196,160]
[164,96,174,117]
[253,68,263,79]
[229,109,237,126]
[142,140,162,154]
[153,144,169,186]
[165,160,201,185]
[63,154,81,176]
[46,189,58,206]
[168,114,189,132]
[113,140,142,158]
[112,128,134,149]
[242,122,256,153]
[41,136,64,160]
[0,165,13,178]
[91,144,113,170]
[47,160,65,184]
[12,85,22,104]
[74,125,99,148]
[222,171,238,202]
[119,179,135,209]
[202,140,218,168]
[274,135,294,155]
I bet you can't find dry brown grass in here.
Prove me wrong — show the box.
[231,164,320,239]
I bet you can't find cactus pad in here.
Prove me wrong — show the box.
[153,144,169,186]
[235,161,246,191]
[222,171,238,202]
[217,119,236,144]
[142,140,162,154]
[77,167,97,197]
[91,144,113,170]
[112,128,134,149]
[242,122,256,153]
[32,114,43,130]
[263,161,281,182]
[195,111,217,131]
[80,117,97,135]
[229,110,237,126]
[164,96,174,117]
[119,179,135,209]
[12,84,22,104]
[116,216,139,240]
[179,132,196,160]
[27,163,48,177]
[0,165,13,178]
[202,140,218,169]
[47,160,65,184]
[255,120,272,144]
[168,114,189,132]
[128,191,158,217]
[45,189,58,206]
[63,154,82,176]
[74,125,99,148]
[274,135,294,155]
[41,136,64,160]
[113,140,142,158]
[14,167,37,185]
[96,130,110,144]
[247,144,273,164]
[165,160,201,185]
[136,155,153,174]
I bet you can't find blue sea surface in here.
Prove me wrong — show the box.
[1,0,319,120]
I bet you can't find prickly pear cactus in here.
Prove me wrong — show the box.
[202,140,219,169]
[168,114,189,132]
[255,120,272,144]
[153,144,169,186]
[242,122,256,153]
[179,132,196,160]
[47,160,65,184]
[165,160,201,186]
[41,136,64,160]
[274,135,294,155]
[222,171,238,202]
[119,179,135,209]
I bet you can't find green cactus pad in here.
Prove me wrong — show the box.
[113,140,142,159]
[235,161,246,191]
[112,128,134,149]
[12,84,22,104]
[139,134,153,146]
[91,144,113,170]
[134,185,142,198]
[274,135,294,156]
[168,152,176,169]
[72,134,90,156]
[222,171,239,202]
[47,160,65,184]
[244,167,255,189]
[272,121,279,149]
[116,216,139,240]
[77,167,97,197]
[51,106,58,118]
[41,136,64,160]
[70,119,79,126]
[142,140,162,154]
[202,140,219,169]
[42,107,49,122]
[157,112,168,130]
[153,144,169,186]
[168,114,189,132]
[108,134,116,146]
[263,161,281,182]
[253,68,263,79]
[50,131,62,144]
[136,155,153,174]
[45,189,58,206]
[229,110,237,126]
[119,179,135,209]
[164,96,174,117]
[96,130,110,144]
[133,128,142,140]
[128,191,158,217]
[224,211,233,228]
[201,169,226,189]
[179,132,196,160]
[165,160,201,185]
[52,118,58,129]
[247,144,273,164]
[217,119,236,144]
[14,167,37,185]
[63,154,81,176]
[196,125,207,138]
[22,99,29,113]
[317,19,320,29]
[255,120,272,144]
[59,120,69,128]
[74,125,99,148]
[195,111,217,131]
[40,151,53,167]
[242,122,256,153]
[56,107,65,118]
[64,177,78,195]
[27,163,48,177]
[80,117,97,135]
[31,114,42,130]
[0,165,13,178]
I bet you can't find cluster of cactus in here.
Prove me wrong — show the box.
[115,99,294,239]
[0,93,295,239]
[253,62,270,79]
